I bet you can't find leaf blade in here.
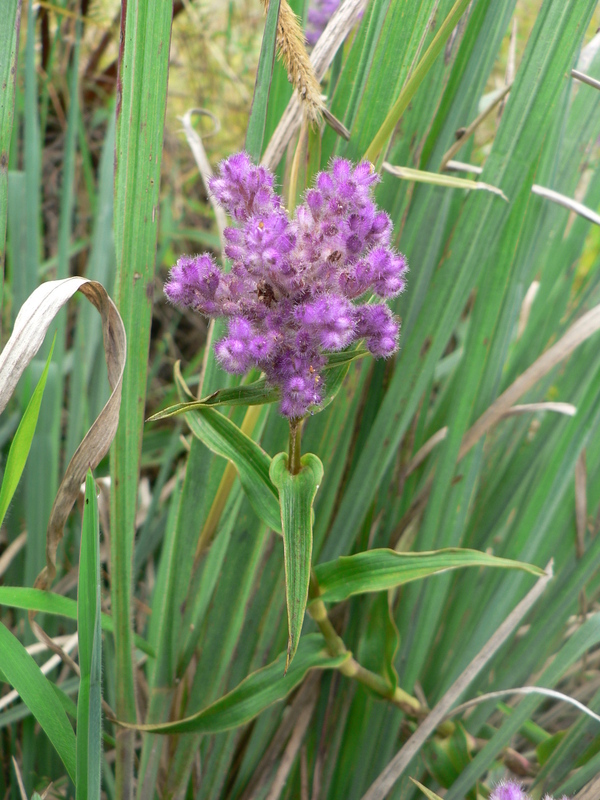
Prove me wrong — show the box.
[270,452,324,669]
[313,548,545,604]
[0,620,76,781]
[116,633,347,735]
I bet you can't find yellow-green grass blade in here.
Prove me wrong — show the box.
[363,0,472,163]
[323,0,598,564]
[76,472,102,800]
[0,336,54,528]
[110,0,173,795]
[0,620,76,781]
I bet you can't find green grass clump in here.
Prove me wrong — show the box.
[2,1,600,799]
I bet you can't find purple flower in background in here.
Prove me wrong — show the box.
[490,784,528,800]
[165,152,407,418]
[490,782,569,800]
[306,0,339,46]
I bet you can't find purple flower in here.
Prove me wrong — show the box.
[164,153,408,418]
[490,784,528,800]
[490,782,569,800]
[306,0,340,46]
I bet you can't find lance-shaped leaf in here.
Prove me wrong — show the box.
[180,402,281,533]
[115,633,347,735]
[270,452,324,670]
[0,620,76,781]
[149,349,368,421]
[411,779,444,800]
[312,548,545,604]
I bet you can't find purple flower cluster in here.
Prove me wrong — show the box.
[306,0,339,46]
[490,781,569,800]
[165,152,407,418]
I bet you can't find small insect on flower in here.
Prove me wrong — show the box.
[164,152,408,418]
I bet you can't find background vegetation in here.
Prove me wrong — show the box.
[2,1,600,799]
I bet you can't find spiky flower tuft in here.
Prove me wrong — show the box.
[165,152,407,418]
[489,782,569,800]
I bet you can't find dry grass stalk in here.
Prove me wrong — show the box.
[261,0,324,122]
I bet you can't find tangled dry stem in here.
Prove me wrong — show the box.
[262,0,324,122]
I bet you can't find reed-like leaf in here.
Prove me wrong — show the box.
[76,471,102,800]
[110,1,173,795]
[0,620,76,781]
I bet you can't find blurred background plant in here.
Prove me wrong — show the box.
[3,1,600,799]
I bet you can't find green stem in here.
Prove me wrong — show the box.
[308,573,430,720]
[288,418,303,475]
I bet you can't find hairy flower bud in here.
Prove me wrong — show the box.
[165,153,408,417]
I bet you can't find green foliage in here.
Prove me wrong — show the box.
[312,548,544,603]
[2,0,600,798]
[76,472,102,800]
[0,621,76,781]
[0,337,54,528]
[270,451,324,668]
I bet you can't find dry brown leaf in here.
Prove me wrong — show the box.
[0,277,126,588]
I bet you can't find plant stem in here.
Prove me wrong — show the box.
[288,418,303,475]
[308,573,427,719]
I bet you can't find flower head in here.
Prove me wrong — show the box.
[489,782,569,800]
[164,153,408,418]
[490,783,528,800]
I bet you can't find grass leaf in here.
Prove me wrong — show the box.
[0,335,55,529]
[76,471,102,800]
[0,620,76,781]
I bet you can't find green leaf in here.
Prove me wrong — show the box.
[383,163,508,201]
[245,0,281,162]
[0,587,154,657]
[0,620,76,781]
[118,633,347,735]
[0,335,55,528]
[175,370,282,532]
[424,723,473,788]
[111,0,173,780]
[183,404,281,532]
[312,548,545,604]
[536,730,568,767]
[364,0,473,162]
[270,452,324,670]
[358,592,400,693]
[147,381,280,420]
[76,472,102,800]
[149,349,368,421]
[0,0,20,297]
[410,778,445,800]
